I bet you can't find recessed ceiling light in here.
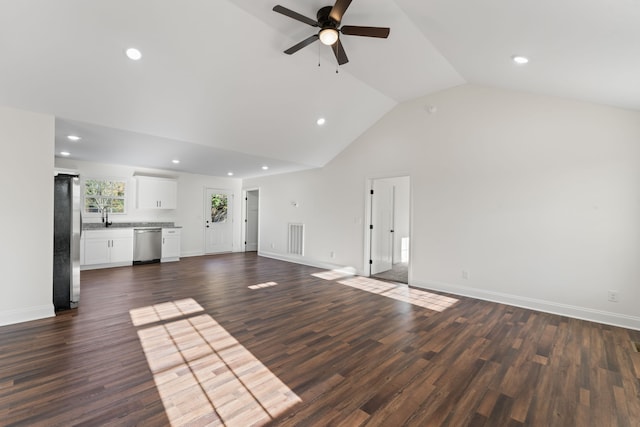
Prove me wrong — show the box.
[126,48,142,61]
[227,172,234,176]
[317,117,326,126]
[262,165,269,170]
[512,55,529,65]
[172,159,180,164]
[67,135,81,141]
[60,151,71,156]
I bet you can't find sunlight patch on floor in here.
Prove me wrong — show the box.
[311,267,356,281]
[337,277,459,312]
[248,281,279,290]
[130,298,205,326]
[131,302,301,426]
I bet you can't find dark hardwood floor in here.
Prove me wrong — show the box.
[1,253,639,426]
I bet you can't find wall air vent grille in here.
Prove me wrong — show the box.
[288,223,304,256]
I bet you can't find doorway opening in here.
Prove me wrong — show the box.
[243,189,259,252]
[204,188,234,254]
[367,176,410,283]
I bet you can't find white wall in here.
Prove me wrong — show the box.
[0,106,55,326]
[55,158,243,257]
[245,84,640,330]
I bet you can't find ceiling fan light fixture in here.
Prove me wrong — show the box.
[319,28,339,46]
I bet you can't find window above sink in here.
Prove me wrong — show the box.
[83,177,127,215]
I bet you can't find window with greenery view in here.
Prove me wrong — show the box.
[84,178,127,214]
[210,193,228,223]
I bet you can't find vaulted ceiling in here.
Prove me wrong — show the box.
[1,0,638,178]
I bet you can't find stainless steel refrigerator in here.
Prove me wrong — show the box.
[53,173,81,310]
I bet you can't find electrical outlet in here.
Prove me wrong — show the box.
[462,270,469,280]
[270,243,275,249]
[607,290,618,302]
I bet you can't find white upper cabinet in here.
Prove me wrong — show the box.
[136,176,177,210]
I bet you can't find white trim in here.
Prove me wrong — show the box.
[241,187,260,253]
[411,279,640,331]
[258,250,358,275]
[259,250,640,331]
[364,175,413,281]
[181,250,204,258]
[0,304,55,326]
[81,261,132,270]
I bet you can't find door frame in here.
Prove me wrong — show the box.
[203,187,234,254]
[241,187,260,253]
[363,175,412,281]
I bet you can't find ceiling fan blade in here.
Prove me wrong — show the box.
[273,5,319,27]
[284,34,319,55]
[331,38,349,65]
[341,26,390,38]
[329,0,353,23]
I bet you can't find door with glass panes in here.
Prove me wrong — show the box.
[204,189,233,253]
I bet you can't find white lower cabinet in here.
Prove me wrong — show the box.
[161,228,181,262]
[82,229,133,269]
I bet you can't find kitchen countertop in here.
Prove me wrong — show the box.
[83,222,181,230]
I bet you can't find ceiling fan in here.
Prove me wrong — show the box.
[273,0,390,66]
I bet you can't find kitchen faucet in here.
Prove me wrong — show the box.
[102,207,113,227]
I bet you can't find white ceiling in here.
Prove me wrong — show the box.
[1,0,638,178]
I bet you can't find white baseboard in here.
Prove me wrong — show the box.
[256,252,640,331]
[0,304,55,327]
[81,261,132,271]
[182,248,244,258]
[258,251,357,274]
[180,250,204,258]
[412,279,640,331]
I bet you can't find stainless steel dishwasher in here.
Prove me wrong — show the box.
[133,228,162,264]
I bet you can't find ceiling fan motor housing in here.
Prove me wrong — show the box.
[317,6,338,28]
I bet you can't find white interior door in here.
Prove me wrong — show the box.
[205,188,233,253]
[245,190,259,252]
[370,180,394,275]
